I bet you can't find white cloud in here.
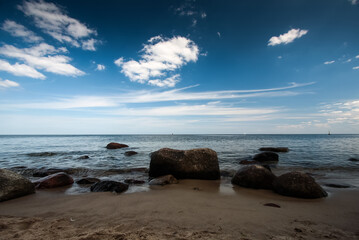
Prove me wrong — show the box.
[0,59,45,79]
[278,56,282,59]
[116,36,199,87]
[96,64,105,71]
[324,60,335,65]
[268,28,308,46]
[356,55,359,59]
[1,20,43,42]
[201,12,207,18]
[82,38,97,51]
[320,100,359,125]
[349,0,357,5]
[353,66,359,70]
[0,43,84,77]
[0,78,20,88]
[217,32,221,38]
[18,0,97,50]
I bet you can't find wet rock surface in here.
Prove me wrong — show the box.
[0,169,35,202]
[259,147,289,152]
[273,172,327,199]
[90,181,129,193]
[253,152,279,162]
[231,165,276,189]
[33,172,74,189]
[149,175,178,186]
[124,151,138,156]
[76,177,100,185]
[149,148,220,180]
[106,142,129,149]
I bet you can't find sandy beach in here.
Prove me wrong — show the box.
[0,180,358,240]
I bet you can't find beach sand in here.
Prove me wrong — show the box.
[0,180,358,240]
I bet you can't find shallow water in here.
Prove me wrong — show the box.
[0,134,358,192]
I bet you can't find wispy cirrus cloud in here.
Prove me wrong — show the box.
[115,36,199,87]
[268,28,308,46]
[324,60,335,65]
[0,78,20,88]
[18,0,98,50]
[0,82,314,109]
[0,43,84,77]
[0,59,45,79]
[1,20,43,42]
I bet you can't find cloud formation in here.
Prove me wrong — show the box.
[0,78,20,88]
[0,59,45,79]
[18,0,97,50]
[324,60,335,65]
[115,36,199,87]
[349,0,357,5]
[268,28,308,46]
[1,20,43,42]
[96,64,105,71]
[0,43,84,77]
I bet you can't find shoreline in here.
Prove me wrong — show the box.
[1,180,358,239]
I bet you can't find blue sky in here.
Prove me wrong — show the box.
[0,0,358,134]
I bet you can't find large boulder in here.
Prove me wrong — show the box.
[34,172,74,189]
[149,175,178,186]
[0,169,35,202]
[149,148,220,180]
[253,152,279,162]
[90,181,128,193]
[231,165,276,189]
[259,147,289,152]
[106,142,129,149]
[273,172,327,199]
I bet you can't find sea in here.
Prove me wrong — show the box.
[1,134,358,194]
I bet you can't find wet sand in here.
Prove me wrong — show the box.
[0,180,358,240]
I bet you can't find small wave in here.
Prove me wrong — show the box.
[26,152,58,157]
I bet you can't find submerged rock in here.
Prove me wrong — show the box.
[348,158,359,162]
[253,152,279,162]
[124,151,138,156]
[324,183,350,188]
[259,147,289,152]
[106,142,129,149]
[149,175,178,186]
[33,168,66,177]
[124,179,146,184]
[0,169,35,202]
[27,152,57,157]
[77,155,89,160]
[76,177,100,185]
[231,165,276,189]
[90,181,128,193]
[34,172,74,189]
[273,172,327,199]
[149,148,220,180]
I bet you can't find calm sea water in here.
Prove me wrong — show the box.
[1,134,359,191]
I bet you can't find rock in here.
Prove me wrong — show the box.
[264,203,281,208]
[231,165,276,189]
[77,155,89,160]
[253,152,279,162]
[124,151,138,156]
[273,172,327,199]
[324,183,350,188]
[0,169,35,202]
[90,181,128,193]
[124,179,146,184]
[239,160,257,165]
[33,168,66,177]
[149,175,178,186]
[348,158,359,162]
[149,148,220,180]
[259,147,289,152]
[33,172,74,189]
[106,142,129,149]
[76,178,100,185]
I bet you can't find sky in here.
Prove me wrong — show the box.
[0,0,358,134]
